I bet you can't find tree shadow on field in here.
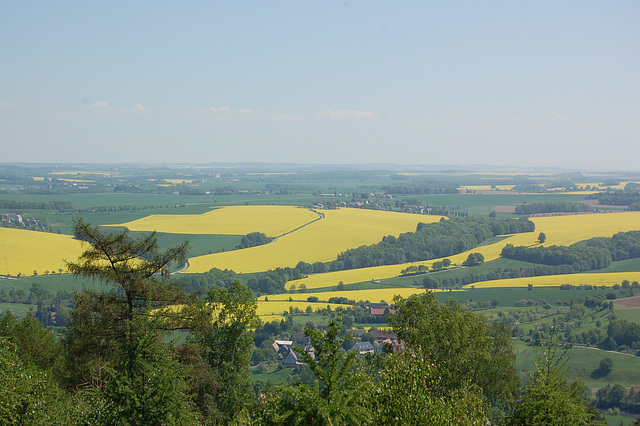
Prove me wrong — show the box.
[590,366,611,380]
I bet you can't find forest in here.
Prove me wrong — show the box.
[331,217,534,272]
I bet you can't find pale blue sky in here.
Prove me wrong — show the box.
[1,1,638,170]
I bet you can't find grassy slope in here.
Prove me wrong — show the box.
[513,339,640,391]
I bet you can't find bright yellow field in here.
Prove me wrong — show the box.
[149,179,195,184]
[49,171,113,176]
[32,176,93,183]
[57,178,94,183]
[185,208,443,274]
[285,212,640,290]
[459,185,515,191]
[575,181,640,190]
[0,228,83,276]
[256,301,350,316]
[259,288,457,304]
[107,205,319,237]
[463,272,640,289]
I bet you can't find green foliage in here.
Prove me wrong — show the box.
[194,281,261,423]
[422,274,440,289]
[63,219,199,422]
[256,314,372,425]
[515,201,591,215]
[593,357,614,378]
[372,350,488,425]
[238,231,273,249]
[463,252,485,266]
[331,216,533,271]
[502,231,640,273]
[538,232,546,243]
[506,332,602,426]
[586,190,640,207]
[388,292,519,404]
[91,317,198,425]
[0,336,77,424]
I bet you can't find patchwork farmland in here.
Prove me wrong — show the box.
[2,164,640,423]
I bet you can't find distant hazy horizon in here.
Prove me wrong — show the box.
[1,1,638,170]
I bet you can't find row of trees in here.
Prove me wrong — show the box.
[331,217,534,272]
[0,199,74,210]
[514,201,591,215]
[380,184,460,195]
[501,231,640,271]
[586,189,640,209]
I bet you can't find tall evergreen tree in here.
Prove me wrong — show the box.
[64,218,199,424]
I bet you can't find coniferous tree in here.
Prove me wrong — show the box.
[63,218,200,423]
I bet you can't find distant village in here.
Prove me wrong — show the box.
[270,303,404,368]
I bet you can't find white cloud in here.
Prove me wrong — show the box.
[501,117,524,122]
[89,101,110,110]
[205,106,231,114]
[237,108,255,114]
[555,115,569,120]
[0,98,13,109]
[88,101,149,115]
[131,104,148,113]
[317,109,377,119]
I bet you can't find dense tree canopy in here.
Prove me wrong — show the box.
[331,217,534,271]
[387,291,519,404]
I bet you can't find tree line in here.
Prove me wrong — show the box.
[514,201,591,215]
[380,184,459,195]
[586,190,640,210]
[331,217,534,272]
[0,199,74,210]
[501,230,640,271]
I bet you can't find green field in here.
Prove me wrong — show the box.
[514,339,640,391]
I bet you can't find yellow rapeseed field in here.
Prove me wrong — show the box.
[459,185,515,191]
[148,179,195,184]
[463,272,640,289]
[260,288,456,304]
[185,208,442,274]
[49,171,113,176]
[0,228,83,276]
[57,178,94,183]
[107,205,319,237]
[286,212,640,290]
[256,301,351,316]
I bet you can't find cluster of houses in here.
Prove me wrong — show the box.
[311,200,433,215]
[3,213,23,224]
[272,328,404,368]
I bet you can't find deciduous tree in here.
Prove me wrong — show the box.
[388,291,519,404]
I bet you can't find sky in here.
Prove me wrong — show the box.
[1,1,638,170]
